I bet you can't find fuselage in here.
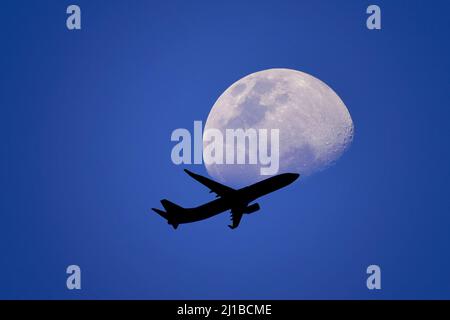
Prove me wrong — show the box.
[176,173,299,224]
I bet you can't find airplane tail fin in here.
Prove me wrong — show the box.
[152,199,184,230]
[160,199,183,212]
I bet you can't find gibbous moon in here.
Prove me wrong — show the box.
[203,68,354,186]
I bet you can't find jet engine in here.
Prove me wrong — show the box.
[243,203,260,214]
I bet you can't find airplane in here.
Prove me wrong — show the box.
[151,169,300,229]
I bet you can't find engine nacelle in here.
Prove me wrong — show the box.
[244,203,260,214]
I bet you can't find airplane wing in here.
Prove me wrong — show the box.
[228,208,244,229]
[184,169,235,197]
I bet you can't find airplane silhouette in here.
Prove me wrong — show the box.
[152,169,299,229]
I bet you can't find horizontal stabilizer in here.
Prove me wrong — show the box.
[152,208,169,220]
[152,208,180,230]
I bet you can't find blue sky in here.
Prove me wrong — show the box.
[1,0,450,299]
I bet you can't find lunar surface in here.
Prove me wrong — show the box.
[203,68,354,186]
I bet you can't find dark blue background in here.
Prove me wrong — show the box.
[1,0,449,299]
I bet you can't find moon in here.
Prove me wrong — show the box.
[203,68,354,186]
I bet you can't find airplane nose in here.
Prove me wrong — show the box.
[289,173,300,182]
